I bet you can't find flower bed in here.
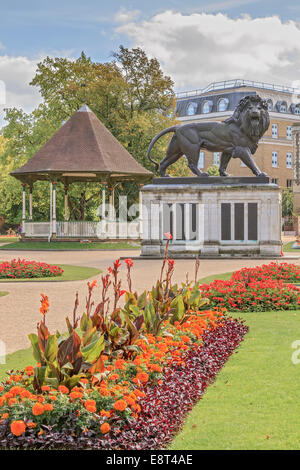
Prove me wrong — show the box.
[0,259,64,279]
[0,318,247,450]
[231,262,300,284]
[200,262,300,312]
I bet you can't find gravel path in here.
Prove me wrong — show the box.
[0,248,299,354]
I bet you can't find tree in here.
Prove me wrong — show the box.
[282,188,293,217]
[207,164,220,176]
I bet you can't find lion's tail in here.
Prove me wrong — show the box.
[147,126,178,170]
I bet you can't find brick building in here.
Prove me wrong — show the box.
[175,79,300,188]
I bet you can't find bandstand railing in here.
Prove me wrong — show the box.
[23,220,142,240]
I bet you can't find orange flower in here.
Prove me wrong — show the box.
[114,359,125,370]
[11,420,26,436]
[100,422,110,434]
[85,399,96,413]
[40,294,49,316]
[110,374,120,381]
[49,395,57,401]
[32,403,45,416]
[27,421,37,429]
[100,410,110,417]
[70,391,83,400]
[25,365,34,374]
[80,379,89,384]
[113,399,127,412]
[1,413,8,419]
[44,403,53,411]
[136,372,149,383]
[85,405,96,413]
[9,398,17,406]
[41,386,51,392]
[133,389,146,398]
[58,385,69,394]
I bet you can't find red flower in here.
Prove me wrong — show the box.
[164,232,173,240]
[124,258,133,268]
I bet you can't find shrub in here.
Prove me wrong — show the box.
[0,259,64,279]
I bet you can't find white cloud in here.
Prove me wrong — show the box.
[0,54,43,127]
[114,8,141,24]
[116,11,300,91]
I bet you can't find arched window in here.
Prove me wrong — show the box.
[202,101,211,114]
[187,102,198,116]
[295,105,300,115]
[218,98,229,112]
[280,102,287,113]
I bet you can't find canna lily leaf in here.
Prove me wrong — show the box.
[81,335,104,363]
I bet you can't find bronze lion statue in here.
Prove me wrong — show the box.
[147,95,270,177]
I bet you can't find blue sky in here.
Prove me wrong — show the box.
[1,0,300,121]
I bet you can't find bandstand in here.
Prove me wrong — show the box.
[11,105,152,241]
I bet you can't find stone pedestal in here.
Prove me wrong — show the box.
[141,177,281,258]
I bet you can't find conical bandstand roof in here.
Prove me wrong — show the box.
[11,105,153,185]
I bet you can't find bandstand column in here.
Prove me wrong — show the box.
[64,185,69,220]
[138,183,143,238]
[49,182,53,239]
[29,185,33,220]
[109,186,115,221]
[22,183,26,233]
[102,183,106,220]
[52,182,57,236]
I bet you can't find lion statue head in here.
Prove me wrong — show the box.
[225,95,270,141]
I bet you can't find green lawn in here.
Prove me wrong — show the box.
[0,291,8,297]
[0,241,140,251]
[283,241,299,252]
[0,348,34,381]
[170,309,300,450]
[0,264,101,282]
[0,237,19,244]
[198,272,233,284]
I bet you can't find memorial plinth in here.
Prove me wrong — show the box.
[141,177,281,258]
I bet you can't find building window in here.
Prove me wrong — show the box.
[287,126,292,139]
[271,178,278,185]
[286,152,292,168]
[272,151,278,167]
[202,100,211,114]
[213,152,220,165]
[198,151,204,169]
[267,99,273,111]
[295,105,300,115]
[187,102,198,116]
[287,179,292,188]
[280,102,287,113]
[272,124,278,138]
[218,98,229,112]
